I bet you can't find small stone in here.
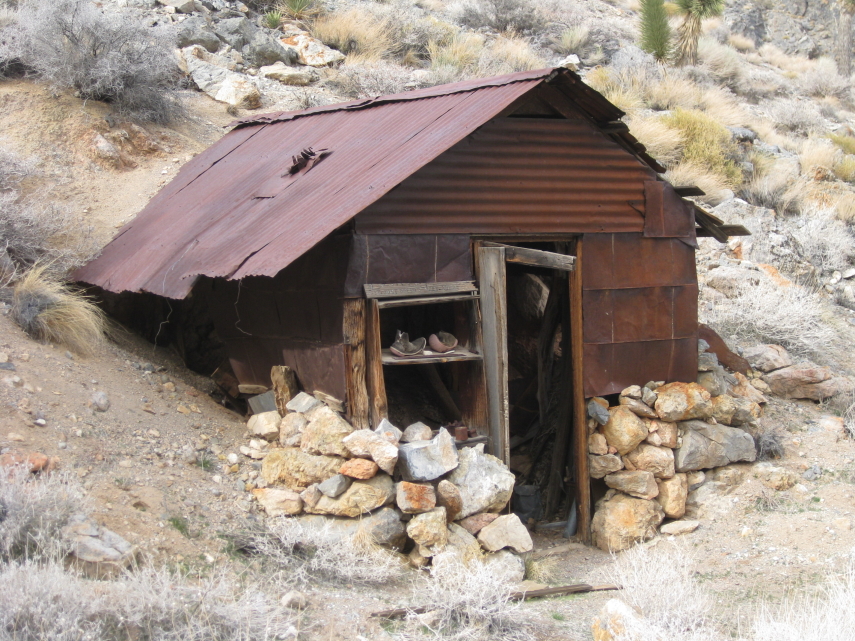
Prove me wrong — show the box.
[588,454,624,479]
[90,391,110,412]
[660,520,699,536]
[277,33,345,67]
[252,488,303,516]
[642,386,658,407]
[656,473,688,518]
[408,546,429,568]
[604,471,659,499]
[342,429,398,474]
[279,412,307,447]
[755,464,797,491]
[374,418,402,444]
[247,410,281,441]
[401,421,433,443]
[458,512,499,535]
[396,481,436,514]
[686,471,705,491]
[802,464,822,481]
[589,433,609,455]
[624,443,675,479]
[643,419,678,448]
[587,399,610,426]
[406,507,448,556]
[286,392,322,413]
[339,458,379,479]
[476,513,532,553]
[435,479,463,522]
[398,429,459,482]
[280,590,307,610]
[592,599,650,641]
[227,452,239,465]
[654,382,713,421]
[317,473,352,498]
[300,484,322,508]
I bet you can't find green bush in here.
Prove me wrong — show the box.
[639,0,672,62]
[662,108,742,187]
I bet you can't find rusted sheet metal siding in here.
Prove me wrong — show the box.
[355,118,655,235]
[581,233,698,396]
[73,79,542,299]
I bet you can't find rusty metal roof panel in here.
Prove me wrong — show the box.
[74,75,545,298]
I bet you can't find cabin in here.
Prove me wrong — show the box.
[74,67,746,540]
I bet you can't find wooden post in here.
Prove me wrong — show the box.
[270,366,299,415]
[343,298,370,430]
[570,238,591,543]
[364,298,388,428]
[478,246,509,465]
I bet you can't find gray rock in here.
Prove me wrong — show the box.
[481,549,525,583]
[446,445,514,519]
[292,507,406,550]
[281,590,307,610]
[62,514,136,578]
[397,429,458,482]
[214,16,255,50]
[697,366,730,397]
[674,421,756,472]
[742,344,792,372]
[242,30,296,67]
[91,391,110,412]
[697,351,719,372]
[176,16,221,52]
[374,418,402,444]
[588,454,624,479]
[317,473,351,498]
[286,391,322,413]
[727,126,758,142]
[604,470,659,500]
[158,0,196,12]
[803,464,822,481]
[587,400,610,426]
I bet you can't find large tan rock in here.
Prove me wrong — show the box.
[742,344,792,372]
[339,458,379,479]
[763,365,854,401]
[643,419,678,448]
[476,513,533,553]
[624,443,675,479]
[446,445,514,518]
[261,448,344,491]
[656,473,687,518]
[252,488,303,516]
[711,394,737,425]
[729,372,768,405]
[618,396,658,419]
[604,471,659,499]
[731,397,762,426]
[589,433,609,455]
[589,454,624,479]
[259,61,318,85]
[660,519,699,535]
[300,406,354,458]
[396,481,436,514]
[248,411,281,441]
[342,429,398,474]
[407,507,448,556]
[591,492,664,552]
[592,598,653,641]
[446,523,482,564]
[279,412,308,447]
[306,474,394,517]
[602,407,648,455]
[654,382,712,421]
[436,480,463,522]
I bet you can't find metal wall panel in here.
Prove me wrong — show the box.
[355,118,654,235]
[582,233,697,290]
[583,339,698,397]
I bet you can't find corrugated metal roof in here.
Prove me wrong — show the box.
[74,67,662,299]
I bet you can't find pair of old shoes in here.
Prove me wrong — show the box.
[390,330,458,357]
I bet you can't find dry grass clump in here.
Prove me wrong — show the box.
[457,0,544,34]
[628,117,684,166]
[662,108,742,187]
[755,425,786,460]
[311,8,394,61]
[332,60,414,98]
[0,466,88,562]
[425,32,542,82]
[10,265,106,355]
[550,24,591,55]
[665,161,732,204]
[766,98,824,136]
[275,0,320,21]
[478,35,545,75]
[793,204,855,273]
[697,37,743,85]
[408,550,533,640]
[0,561,295,641]
[834,156,855,183]
[701,274,836,356]
[753,43,814,74]
[583,66,645,114]
[741,156,800,213]
[728,33,755,51]
[427,32,484,74]
[799,57,850,99]
[800,138,839,171]
[829,133,855,155]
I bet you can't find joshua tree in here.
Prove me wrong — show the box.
[838,0,854,77]
[639,0,672,62]
[674,0,725,66]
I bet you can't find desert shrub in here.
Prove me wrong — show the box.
[728,33,755,51]
[741,157,799,212]
[0,561,295,641]
[311,8,393,62]
[701,275,836,356]
[834,155,855,183]
[662,108,742,187]
[628,116,684,166]
[458,0,543,33]
[427,32,484,75]
[666,161,732,204]
[10,265,106,355]
[800,138,839,171]
[697,36,742,84]
[756,43,814,74]
[639,0,672,62]
[605,542,718,639]
[244,517,404,585]
[644,72,703,110]
[792,205,855,273]
[12,0,180,123]
[754,425,785,460]
[263,9,283,29]
[829,133,855,155]
[583,66,645,114]
[799,57,850,99]
[836,192,855,222]
[478,35,545,75]
[550,25,590,56]
[332,61,414,98]
[767,98,824,135]
[0,467,88,562]
[385,13,457,63]
[408,550,533,641]
[276,0,320,21]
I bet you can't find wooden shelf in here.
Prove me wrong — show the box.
[381,347,483,365]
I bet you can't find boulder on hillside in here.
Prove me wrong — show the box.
[674,421,756,472]
[176,16,221,52]
[278,33,345,67]
[763,365,853,401]
[742,344,792,372]
[63,514,137,579]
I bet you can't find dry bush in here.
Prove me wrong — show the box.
[836,192,855,222]
[247,516,404,586]
[800,138,839,171]
[0,467,88,562]
[408,550,533,641]
[736,66,788,101]
[550,25,590,55]
[457,0,543,33]
[741,156,800,212]
[12,0,180,123]
[728,33,755,51]
[523,553,558,583]
[701,274,836,356]
[332,61,414,98]
[792,205,855,273]
[698,86,748,126]
[0,561,295,641]
[311,8,394,61]
[756,43,814,74]
[834,155,855,183]
[10,265,106,355]
[766,98,824,136]
[665,161,731,204]
[478,35,545,75]
[829,133,855,155]
[605,542,718,640]
[627,116,684,166]
[697,36,742,85]
[662,108,742,187]
[752,555,855,641]
[427,32,483,73]
[583,66,645,115]
[799,57,850,99]
[644,73,703,111]
[754,425,786,460]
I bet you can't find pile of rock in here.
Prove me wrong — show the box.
[589,345,765,551]
[242,391,532,577]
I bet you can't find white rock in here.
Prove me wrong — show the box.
[481,550,525,583]
[247,410,281,441]
[278,33,345,67]
[374,418,402,444]
[342,429,398,474]
[447,445,514,518]
[660,520,700,536]
[401,421,433,442]
[259,61,318,85]
[476,513,533,553]
[397,429,458,482]
[286,391,322,413]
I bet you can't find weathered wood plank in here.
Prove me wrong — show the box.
[342,299,369,429]
[422,364,462,422]
[364,298,388,427]
[570,238,591,544]
[364,281,476,299]
[381,347,483,365]
[270,366,298,415]
[376,293,479,309]
[478,246,510,464]
[482,242,576,271]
